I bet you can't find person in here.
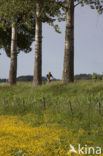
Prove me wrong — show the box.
[46,72,53,82]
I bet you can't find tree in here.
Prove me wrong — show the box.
[62,0,103,84]
[0,0,21,85]
[62,0,74,83]
[8,23,17,85]
[0,0,63,86]
[32,2,42,86]
[32,0,65,86]
[0,0,35,85]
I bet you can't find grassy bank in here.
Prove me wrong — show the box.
[0,80,103,155]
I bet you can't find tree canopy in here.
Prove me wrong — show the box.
[0,0,35,56]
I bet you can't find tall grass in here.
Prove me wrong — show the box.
[0,80,103,148]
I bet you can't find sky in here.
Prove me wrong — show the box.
[0,5,103,79]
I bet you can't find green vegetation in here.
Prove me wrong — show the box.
[0,80,103,148]
[92,73,103,81]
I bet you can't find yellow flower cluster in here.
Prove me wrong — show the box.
[0,115,102,156]
[0,115,71,156]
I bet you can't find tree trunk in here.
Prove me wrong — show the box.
[8,23,17,86]
[62,0,74,83]
[33,2,42,86]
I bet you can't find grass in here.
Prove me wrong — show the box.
[0,80,103,155]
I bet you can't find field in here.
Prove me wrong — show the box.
[0,80,103,156]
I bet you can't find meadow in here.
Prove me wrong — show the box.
[0,80,103,156]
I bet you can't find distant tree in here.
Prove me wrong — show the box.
[92,73,103,81]
[92,73,97,81]
[97,74,102,80]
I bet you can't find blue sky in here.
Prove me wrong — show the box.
[0,6,103,79]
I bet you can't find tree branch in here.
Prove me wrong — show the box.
[74,2,81,8]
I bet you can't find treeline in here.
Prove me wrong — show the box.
[0,79,7,83]
[75,74,103,80]
[0,0,103,86]
[75,74,92,80]
[0,73,103,83]
[0,75,56,83]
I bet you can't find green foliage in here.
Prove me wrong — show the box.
[75,0,103,14]
[0,0,34,27]
[0,22,35,57]
[0,0,35,56]
[92,73,103,80]
[97,74,103,80]
[34,0,65,32]
[0,0,65,56]
[92,73,97,80]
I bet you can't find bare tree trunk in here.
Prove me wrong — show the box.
[33,2,42,86]
[62,0,74,83]
[8,23,17,86]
